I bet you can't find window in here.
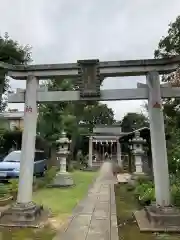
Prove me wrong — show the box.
[4,151,21,162]
[34,152,46,162]
[4,151,47,162]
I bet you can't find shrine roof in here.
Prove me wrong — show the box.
[119,127,150,143]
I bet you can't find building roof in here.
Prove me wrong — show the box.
[93,125,122,135]
[0,111,24,119]
[119,127,150,144]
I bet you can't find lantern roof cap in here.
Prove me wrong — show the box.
[129,131,146,144]
[56,131,70,144]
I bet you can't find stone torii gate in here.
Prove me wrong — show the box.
[1,56,180,224]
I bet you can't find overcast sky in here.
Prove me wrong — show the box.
[1,0,180,120]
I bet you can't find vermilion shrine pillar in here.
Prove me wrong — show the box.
[146,71,170,206]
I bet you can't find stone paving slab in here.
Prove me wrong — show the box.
[54,162,119,240]
[117,173,131,183]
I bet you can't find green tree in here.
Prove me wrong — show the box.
[37,78,115,166]
[38,79,115,140]
[121,112,149,133]
[154,16,180,58]
[167,127,180,174]
[37,79,74,141]
[0,33,31,111]
[154,15,180,127]
[154,15,180,173]
[81,102,115,132]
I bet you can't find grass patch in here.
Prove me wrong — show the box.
[0,227,56,240]
[115,184,180,240]
[0,170,97,240]
[33,170,97,216]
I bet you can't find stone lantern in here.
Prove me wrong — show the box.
[94,140,98,162]
[129,131,146,175]
[56,131,70,173]
[52,131,74,187]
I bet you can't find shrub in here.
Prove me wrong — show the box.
[44,166,58,184]
[126,183,135,191]
[134,183,148,198]
[76,151,84,163]
[73,162,81,170]
[134,182,155,205]
[0,183,10,197]
[134,173,180,207]
[74,152,86,169]
[139,187,155,204]
[36,178,46,189]
[67,162,74,172]
[136,175,151,185]
[8,179,19,194]
[8,179,19,200]
[171,184,180,207]
[170,174,180,185]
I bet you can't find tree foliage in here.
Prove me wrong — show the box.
[154,16,180,123]
[167,128,180,174]
[154,15,180,173]
[154,16,180,58]
[37,78,115,162]
[81,102,115,129]
[0,33,31,111]
[121,112,149,133]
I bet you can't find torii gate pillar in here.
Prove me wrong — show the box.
[0,75,42,226]
[88,136,93,167]
[17,75,38,205]
[147,71,170,207]
[116,138,122,167]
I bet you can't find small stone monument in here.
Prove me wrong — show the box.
[52,131,74,187]
[129,131,146,175]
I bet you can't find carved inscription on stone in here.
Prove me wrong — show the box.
[25,105,32,113]
[77,59,100,98]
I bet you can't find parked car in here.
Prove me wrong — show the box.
[0,150,48,180]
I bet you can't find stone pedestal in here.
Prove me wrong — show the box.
[0,202,48,227]
[52,172,74,187]
[145,205,180,227]
[135,204,180,232]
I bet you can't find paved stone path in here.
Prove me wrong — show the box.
[54,161,119,240]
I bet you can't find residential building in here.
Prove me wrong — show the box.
[0,111,24,130]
